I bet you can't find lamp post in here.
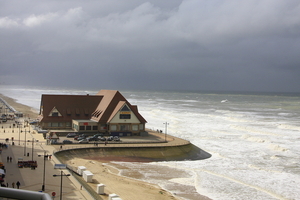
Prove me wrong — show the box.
[163,122,169,142]
[21,129,27,156]
[31,138,34,161]
[18,123,21,145]
[38,151,47,191]
[53,171,70,200]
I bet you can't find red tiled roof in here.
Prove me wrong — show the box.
[39,90,147,124]
[91,90,147,123]
[40,94,103,123]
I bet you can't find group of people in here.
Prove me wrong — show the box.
[4,181,21,189]
[6,156,13,162]
[0,142,8,150]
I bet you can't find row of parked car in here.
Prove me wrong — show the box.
[65,133,121,144]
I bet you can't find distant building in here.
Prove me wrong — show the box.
[38,90,147,136]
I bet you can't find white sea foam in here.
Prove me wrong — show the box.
[278,124,300,131]
[1,85,300,200]
[268,144,289,152]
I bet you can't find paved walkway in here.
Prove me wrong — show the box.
[0,119,190,199]
[0,120,93,200]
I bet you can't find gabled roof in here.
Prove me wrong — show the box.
[39,90,147,124]
[107,101,127,122]
[91,90,147,123]
[40,94,103,123]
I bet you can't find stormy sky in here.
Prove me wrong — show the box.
[1,0,300,93]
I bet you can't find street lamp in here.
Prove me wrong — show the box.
[31,138,34,161]
[53,170,70,200]
[163,122,169,142]
[18,123,21,145]
[21,129,28,156]
[38,151,47,191]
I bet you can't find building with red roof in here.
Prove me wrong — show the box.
[38,90,147,136]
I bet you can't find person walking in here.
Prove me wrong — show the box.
[12,182,15,188]
[7,156,9,162]
[9,156,12,162]
[16,181,21,189]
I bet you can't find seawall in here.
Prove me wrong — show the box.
[55,143,211,163]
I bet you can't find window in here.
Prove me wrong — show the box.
[132,125,138,131]
[79,126,85,130]
[86,126,91,130]
[121,105,130,111]
[120,114,131,119]
[52,112,59,117]
[92,126,98,130]
[120,124,130,131]
[139,124,144,130]
[110,125,117,131]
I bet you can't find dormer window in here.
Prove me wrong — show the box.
[49,107,62,117]
[121,105,130,111]
[52,112,59,117]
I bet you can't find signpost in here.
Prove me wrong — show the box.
[53,164,70,200]
[52,191,56,199]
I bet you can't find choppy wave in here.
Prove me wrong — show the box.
[1,85,300,200]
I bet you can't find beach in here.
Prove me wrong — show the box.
[0,94,39,119]
[0,93,202,200]
[67,158,182,200]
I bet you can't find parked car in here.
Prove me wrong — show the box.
[78,139,89,144]
[113,136,120,141]
[29,120,39,125]
[87,136,99,141]
[63,140,73,144]
[107,136,113,141]
[79,133,86,138]
[98,136,106,141]
[93,133,103,138]
[66,133,77,138]
[50,140,58,144]
[77,136,85,141]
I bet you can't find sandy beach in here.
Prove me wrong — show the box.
[67,158,181,200]
[0,94,39,119]
[0,93,189,200]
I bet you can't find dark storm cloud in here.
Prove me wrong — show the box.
[1,0,300,92]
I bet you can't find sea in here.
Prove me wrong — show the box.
[1,85,300,200]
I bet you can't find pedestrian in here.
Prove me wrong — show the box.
[6,182,8,187]
[7,156,9,162]
[12,182,15,188]
[16,181,20,189]
[9,157,12,162]
[49,155,52,160]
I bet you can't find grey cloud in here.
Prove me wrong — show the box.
[1,0,300,93]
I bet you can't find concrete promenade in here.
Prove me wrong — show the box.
[0,120,94,200]
[0,118,190,199]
